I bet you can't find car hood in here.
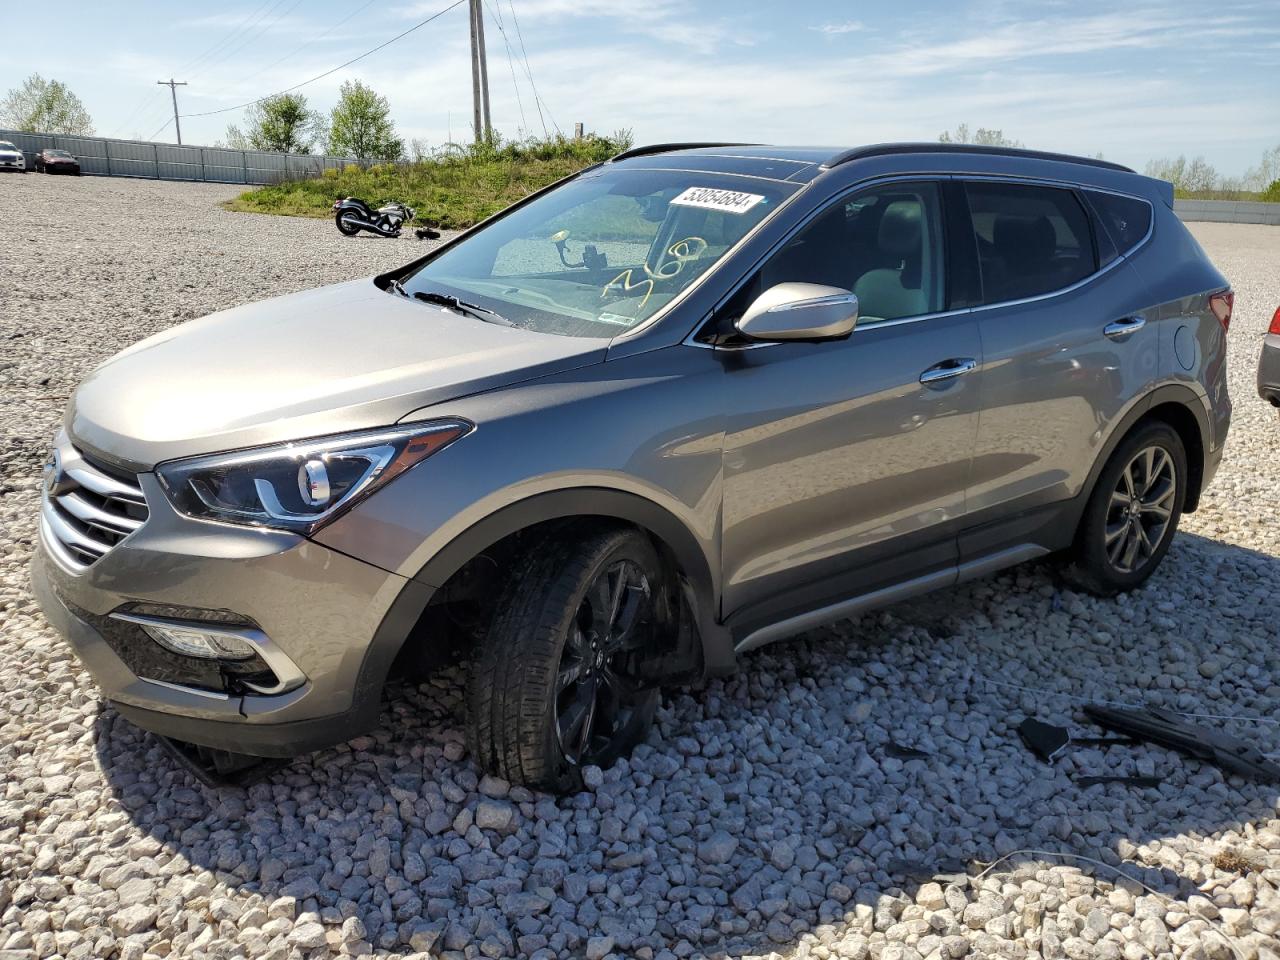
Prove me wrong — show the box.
[0,150,21,158]
[69,278,606,469]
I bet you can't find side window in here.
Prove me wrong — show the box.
[727,182,945,326]
[965,182,1097,304]
[1088,191,1152,257]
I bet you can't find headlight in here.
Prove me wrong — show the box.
[156,420,472,533]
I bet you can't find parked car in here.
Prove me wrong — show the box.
[1257,305,1280,409]
[0,140,26,172]
[32,142,1232,791]
[34,148,81,175]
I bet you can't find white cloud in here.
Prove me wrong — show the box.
[395,0,750,53]
[811,20,866,35]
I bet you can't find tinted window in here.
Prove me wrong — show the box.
[1088,191,1152,256]
[752,181,945,324]
[965,182,1096,304]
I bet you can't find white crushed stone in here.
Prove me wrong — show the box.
[2,175,1279,960]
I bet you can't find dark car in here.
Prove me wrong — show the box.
[1257,305,1280,408]
[34,149,81,175]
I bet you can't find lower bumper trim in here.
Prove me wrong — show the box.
[113,699,378,759]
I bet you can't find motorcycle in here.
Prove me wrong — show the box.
[332,197,415,238]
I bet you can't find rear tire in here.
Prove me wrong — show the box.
[335,212,361,236]
[1060,421,1186,597]
[468,527,665,793]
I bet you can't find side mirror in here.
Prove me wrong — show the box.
[735,283,859,341]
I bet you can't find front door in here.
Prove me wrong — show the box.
[715,180,983,625]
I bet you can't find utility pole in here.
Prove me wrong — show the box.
[468,0,491,142]
[157,79,188,145]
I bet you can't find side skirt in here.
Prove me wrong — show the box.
[732,543,1048,654]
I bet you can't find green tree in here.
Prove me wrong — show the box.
[938,123,1023,148]
[1144,155,1220,193]
[327,80,403,161]
[224,93,324,154]
[0,73,94,134]
[1244,144,1280,193]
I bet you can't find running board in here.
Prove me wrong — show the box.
[734,544,1047,654]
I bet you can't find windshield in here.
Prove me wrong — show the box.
[47,150,72,157]
[0,142,15,151]
[402,168,795,338]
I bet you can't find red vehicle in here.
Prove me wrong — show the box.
[34,149,81,175]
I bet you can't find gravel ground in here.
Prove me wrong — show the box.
[2,175,1279,960]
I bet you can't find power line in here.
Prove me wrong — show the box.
[233,0,381,92]
[179,0,466,119]
[110,0,284,138]
[483,0,530,136]
[505,0,556,135]
[185,0,294,80]
[196,0,308,84]
[146,117,173,141]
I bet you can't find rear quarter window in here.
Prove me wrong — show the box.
[1087,191,1152,256]
[965,182,1097,304]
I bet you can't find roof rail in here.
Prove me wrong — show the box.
[610,142,755,162]
[826,142,1134,174]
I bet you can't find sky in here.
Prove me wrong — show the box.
[1,0,1277,177]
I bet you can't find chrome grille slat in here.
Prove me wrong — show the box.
[65,465,146,503]
[58,491,144,533]
[42,498,113,556]
[42,442,149,572]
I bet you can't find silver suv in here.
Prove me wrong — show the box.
[33,143,1232,791]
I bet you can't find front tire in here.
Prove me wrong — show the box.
[468,528,665,792]
[1061,421,1186,596]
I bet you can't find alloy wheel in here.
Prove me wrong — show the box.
[1105,444,1177,574]
[555,559,652,766]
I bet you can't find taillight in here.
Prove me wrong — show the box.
[1269,305,1280,336]
[1209,290,1234,332]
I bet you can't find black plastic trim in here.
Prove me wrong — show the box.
[827,142,1134,173]
[941,179,981,310]
[610,142,755,162]
[380,488,734,679]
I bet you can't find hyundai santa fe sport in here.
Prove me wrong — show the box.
[32,142,1232,791]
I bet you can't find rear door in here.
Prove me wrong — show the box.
[956,179,1158,554]
[715,179,984,627]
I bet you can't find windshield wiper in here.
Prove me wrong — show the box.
[387,278,410,298]
[412,290,516,326]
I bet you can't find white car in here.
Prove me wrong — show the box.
[0,140,27,172]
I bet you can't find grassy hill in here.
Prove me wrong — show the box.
[224,133,631,229]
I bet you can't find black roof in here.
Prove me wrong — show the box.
[611,141,1134,180]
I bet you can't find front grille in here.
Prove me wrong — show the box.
[41,446,149,572]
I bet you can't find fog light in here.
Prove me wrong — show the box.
[138,622,256,661]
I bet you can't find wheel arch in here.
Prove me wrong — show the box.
[357,488,732,714]
[1083,383,1212,519]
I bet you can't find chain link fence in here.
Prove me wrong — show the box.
[0,129,357,185]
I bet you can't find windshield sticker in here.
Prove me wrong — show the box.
[670,187,765,214]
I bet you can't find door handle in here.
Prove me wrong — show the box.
[1104,315,1146,340]
[919,357,977,384]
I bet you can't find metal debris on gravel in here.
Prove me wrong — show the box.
[2,176,1279,960]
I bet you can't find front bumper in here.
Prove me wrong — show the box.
[32,449,429,757]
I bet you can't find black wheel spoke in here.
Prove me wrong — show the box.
[553,556,655,768]
[605,586,647,653]
[556,661,581,696]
